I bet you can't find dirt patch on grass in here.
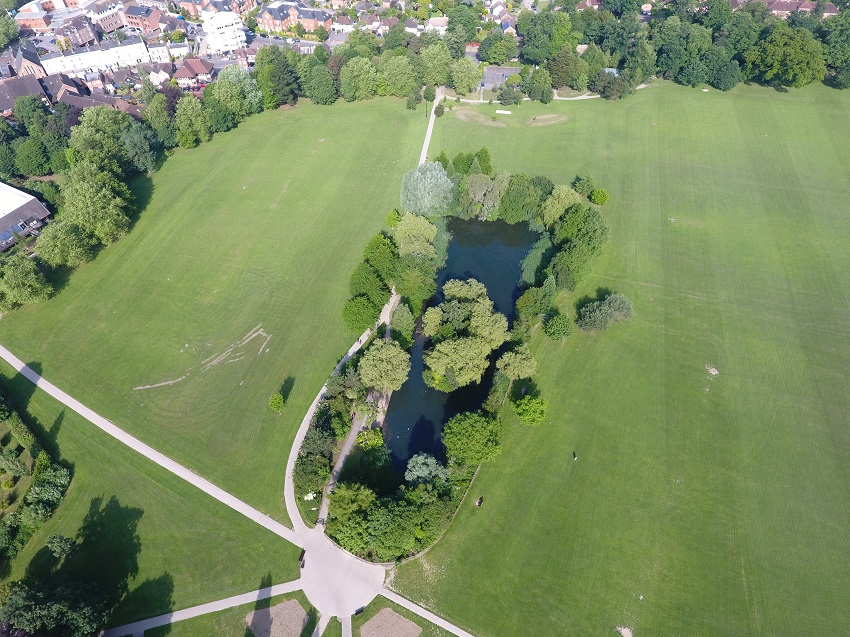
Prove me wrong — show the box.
[453,109,507,127]
[245,599,307,637]
[616,627,634,637]
[527,113,568,126]
[360,608,421,637]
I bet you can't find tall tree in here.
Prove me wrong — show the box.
[421,42,453,86]
[743,23,827,87]
[60,159,131,243]
[357,339,411,393]
[0,253,52,310]
[451,57,483,95]
[175,95,212,148]
[442,411,501,465]
[340,57,378,101]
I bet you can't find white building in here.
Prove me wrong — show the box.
[203,11,246,54]
[424,16,448,35]
[41,38,150,76]
[148,41,191,62]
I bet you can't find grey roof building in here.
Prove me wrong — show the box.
[0,183,52,252]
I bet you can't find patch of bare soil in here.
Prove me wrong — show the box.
[453,109,507,127]
[616,627,634,637]
[527,113,568,126]
[245,599,307,637]
[360,608,422,637]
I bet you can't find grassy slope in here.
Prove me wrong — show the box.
[0,99,425,522]
[143,591,317,637]
[0,360,300,627]
[392,83,850,636]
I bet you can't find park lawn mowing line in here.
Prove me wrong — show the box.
[392,81,850,636]
[142,590,317,637]
[0,359,301,627]
[0,99,426,523]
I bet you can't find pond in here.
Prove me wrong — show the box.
[381,218,539,468]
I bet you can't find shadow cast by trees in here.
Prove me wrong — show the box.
[574,287,612,315]
[279,377,296,403]
[118,573,175,636]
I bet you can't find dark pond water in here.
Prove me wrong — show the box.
[381,218,539,468]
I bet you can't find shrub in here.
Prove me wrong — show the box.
[1,478,13,489]
[386,209,402,227]
[573,174,594,196]
[268,392,285,413]
[544,314,574,340]
[513,395,547,426]
[576,293,633,331]
[0,450,28,477]
[356,427,384,451]
[590,188,609,205]
[435,104,445,117]
[6,415,34,452]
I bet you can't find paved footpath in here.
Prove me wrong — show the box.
[0,344,302,548]
[419,88,442,166]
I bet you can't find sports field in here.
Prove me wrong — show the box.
[392,83,850,636]
[0,99,426,524]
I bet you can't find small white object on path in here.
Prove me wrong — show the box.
[495,110,512,115]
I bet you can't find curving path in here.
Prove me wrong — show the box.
[2,110,485,636]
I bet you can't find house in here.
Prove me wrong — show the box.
[424,16,447,34]
[40,71,87,101]
[332,15,354,32]
[352,0,372,11]
[173,55,214,87]
[1,45,48,79]
[377,16,397,35]
[203,10,247,53]
[0,75,50,117]
[88,1,127,32]
[14,0,54,33]
[55,14,99,47]
[575,0,600,9]
[136,0,169,10]
[489,0,506,20]
[257,1,332,33]
[0,183,52,253]
[328,0,346,8]
[403,17,419,34]
[233,45,257,69]
[358,12,379,30]
[501,18,516,35]
[729,0,838,16]
[123,4,163,33]
[177,0,204,17]
[40,37,150,76]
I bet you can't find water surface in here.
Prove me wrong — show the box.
[382,218,538,467]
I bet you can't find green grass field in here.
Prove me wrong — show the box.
[0,360,300,627]
[0,99,426,524]
[392,82,850,636]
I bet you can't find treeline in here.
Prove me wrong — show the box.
[474,1,850,100]
[0,392,70,562]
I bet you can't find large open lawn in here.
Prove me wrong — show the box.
[392,83,850,636]
[0,99,426,524]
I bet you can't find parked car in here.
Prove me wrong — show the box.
[272,35,282,40]
[247,30,255,35]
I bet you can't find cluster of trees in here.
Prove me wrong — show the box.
[342,235,396,333]
[421,279,509,392]
[576,291,634,331]
[0,397,70,562]
[0,96,74,179]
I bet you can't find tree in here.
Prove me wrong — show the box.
[68,105,132,168]
[743,23,827,87]
[329,483,376,524]
[513,395,547,426]
[448,4,478,41]
[341,57,378,101]
[315,25,329,41]
[404,453,449,485]
[540,185,581,226]
[12,95,49,135]
[269,392,285,413]
[400,162,455,216]
[421,42,453,86]
[363,234,399,284]
[391,302,415,343]
[0,254,52,310]
[701,0,733,32]
[822,11,850,71]
[304,65,338,104]
[2,580,109,637]
[175,96,212,148]
[549,46,590,91]
[14,137,49,176]
[424,84,436,104]
[394,212,437,258]
[206,65,263,119]
[498,83,521,106]
[576,292,634,331]
[383,22,407,50]
[544,313,574,340]
[602,0,641,16]
[477,31,518,65]
[497,174,541,224]
[350,261,389,308]
[61,159,131,244]
[35,222,97,267]
[442,411,501,465]
[519,12,576,64]
[451,57,483,95]
[445,25,468,60]
[383,56,417,97]
[343,296,380,333]
[46,534,77,558]
[496,344,537,382]
[0,11,19,49]
[406,87,423,110]
[255,46,300,109]
[358,339,411,393]
[142,93,177,148]
[122,121,158,173]
[590,188,609,205]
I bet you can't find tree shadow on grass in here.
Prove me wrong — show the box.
[116,572,175,635]
[574,287,612,315]
[280,377,296,403]
[126,172,155,230]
